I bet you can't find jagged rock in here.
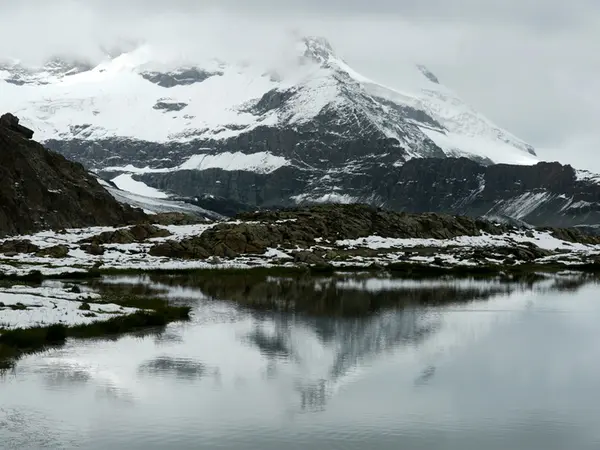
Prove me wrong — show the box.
[0,113,34,139]
[36,245,69,258]
[237,204,509,241]
[147,205,506,260]
[0,113,145,237]
[0,239,40,254]
[549,227,600,245]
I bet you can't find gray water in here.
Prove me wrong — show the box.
[2,273,600,449]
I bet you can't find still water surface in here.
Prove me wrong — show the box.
[2,274,600,449]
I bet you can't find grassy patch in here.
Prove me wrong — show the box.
[1,257,599,285]
[0,300,191,368]
[0,269,103,283]
[384,261,566,282]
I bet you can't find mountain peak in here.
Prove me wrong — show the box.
[301,36,337,64]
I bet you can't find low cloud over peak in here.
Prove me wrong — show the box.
[1,0,599,170]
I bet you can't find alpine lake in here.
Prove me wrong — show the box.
[2,270,600,449]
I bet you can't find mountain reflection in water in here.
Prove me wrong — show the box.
[2,272,598,449]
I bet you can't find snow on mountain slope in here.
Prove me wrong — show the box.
[96,177,221,219]
[3,37,536,167]
[111,173,169,198]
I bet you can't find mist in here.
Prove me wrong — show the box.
[1,0,599,170]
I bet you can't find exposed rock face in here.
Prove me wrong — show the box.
[49,131,600,228]
[0,113,34,139]
[0,114,145,237]
[383,158,600,228]
[150,212,206,226]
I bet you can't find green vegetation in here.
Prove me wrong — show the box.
[0,294,191,368]
[1,257,600,284]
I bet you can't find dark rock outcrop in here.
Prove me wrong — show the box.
[49,129,600,228]
[0,113,33,139]
[0,239,40,254]
[81,224,172,245]
[149,204,600,261]
[140,68,221,88]
[149,204,512,260]
[80,243,106,255]
[36,245,69,258]
[153,101,188,112]
[0,114,145,237]
[150,212,206,226]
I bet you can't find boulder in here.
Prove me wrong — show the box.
[0,239,40,254]
[36,245,70,258]
[149,239,211,259]
[129,224,172,241]
[293,251,327,265]
[80,243,105,255]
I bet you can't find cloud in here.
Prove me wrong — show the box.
[1,0,599,169]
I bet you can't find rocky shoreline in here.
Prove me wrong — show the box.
[1,205,599,279]
[2,203,600,366]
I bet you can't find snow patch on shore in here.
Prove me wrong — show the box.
[0,283,140,330]
[336,230,593,252]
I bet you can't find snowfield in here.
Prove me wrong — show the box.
[104,151,293,177]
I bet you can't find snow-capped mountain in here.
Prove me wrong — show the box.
[3,37,536,175]
[6,36,600,227]
[4,38,536,164]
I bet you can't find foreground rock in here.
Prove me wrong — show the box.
[0,113,145,237]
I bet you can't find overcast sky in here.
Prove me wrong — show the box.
[2,0,599,170]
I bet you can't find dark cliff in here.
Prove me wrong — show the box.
[45,134,600,229]
[384,158,600,227]
[0,114,145,237]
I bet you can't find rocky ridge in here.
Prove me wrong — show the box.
[2,204,600,279]
[0,113,145,237]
